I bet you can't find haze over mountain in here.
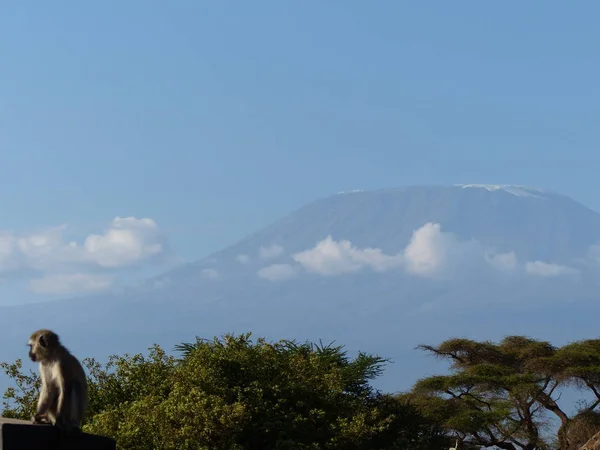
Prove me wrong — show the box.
[2,184,600,397]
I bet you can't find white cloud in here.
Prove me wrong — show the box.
[284,222,586,282]
[236,254,250,264]
[0,217,166,273]
[402,222,485,278]
[485,251,519,271]
[525,261,579,277]
[83,217,164,268]
[402,223,447,277]
[201,268,219,279]
[257,264,297,281]
[293,237,362,275]
[293,235,403,276]
[0,217,171,295]
[28,273,113,295]
[291,223,482,279]
[259,244,284,261]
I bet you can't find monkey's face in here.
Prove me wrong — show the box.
[28,333,52,362]
[28,331,56,363]
[28,343,37,362]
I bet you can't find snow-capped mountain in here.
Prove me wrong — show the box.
[167,184,600,278]
[1,184,600,394]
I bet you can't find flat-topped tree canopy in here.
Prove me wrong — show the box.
[0,417,115,450]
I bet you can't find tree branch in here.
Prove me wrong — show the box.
[537,391,569,426]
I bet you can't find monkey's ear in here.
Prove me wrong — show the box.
[39,335,47,348]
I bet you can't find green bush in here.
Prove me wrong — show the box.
[1,332,449,450]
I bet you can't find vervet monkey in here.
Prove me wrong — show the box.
[28,329,88,432]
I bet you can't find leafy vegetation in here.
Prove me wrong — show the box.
[0,333,449,450]
[408,336,600,449]
[6,332,600,449]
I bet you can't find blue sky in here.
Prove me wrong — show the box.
[1,1,600,303]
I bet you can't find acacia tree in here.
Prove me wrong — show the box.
[409,336,569,450]
[410,335,600,449]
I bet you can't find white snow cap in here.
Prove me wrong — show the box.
[336,189,364,195]
[455,184,547,198]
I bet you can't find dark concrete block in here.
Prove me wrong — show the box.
[0,417,116,450]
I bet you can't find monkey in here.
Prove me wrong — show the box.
[28,329,88,434]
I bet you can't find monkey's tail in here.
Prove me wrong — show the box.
[71,380,87,425]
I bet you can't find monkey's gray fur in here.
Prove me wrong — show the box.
[28,329,88,433]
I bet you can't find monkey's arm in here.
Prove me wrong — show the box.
[55,382,67,424]
[33,384,57,423]
[36,385,56,413]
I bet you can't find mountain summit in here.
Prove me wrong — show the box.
[455,184,549,197]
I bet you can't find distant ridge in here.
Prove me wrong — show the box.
[333,183,569,201]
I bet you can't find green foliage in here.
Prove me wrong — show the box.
[412,336,563,449]
[1,332,448,450]
[0,358,40,420]
[411,335,600,449]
